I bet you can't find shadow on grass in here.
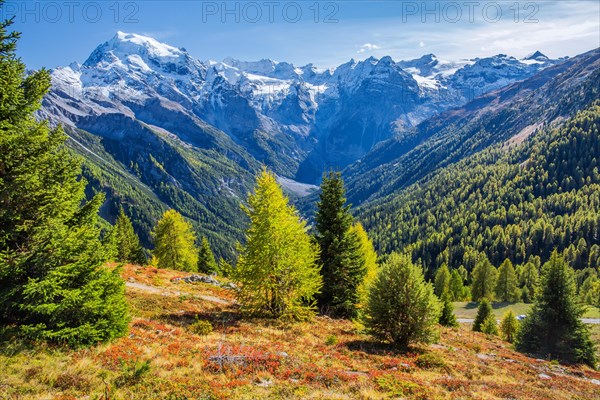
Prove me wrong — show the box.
[344,339,426,356]
[0,326,39,356]
[465,301,528,310]
[491,301,516,310]
[159,310,243,330]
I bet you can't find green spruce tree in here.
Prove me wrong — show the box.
[152,209,198,271]
[363,253,441,348]
[235,168,321,320]
[0,17,128,346]
[315,171,366,318]
[197,236,218,274]
[439,293,458,327]
[516,251,596,367]
[473,299,493,332]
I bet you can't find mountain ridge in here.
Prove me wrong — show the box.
[44,31,564,182]
[37,32,594,258]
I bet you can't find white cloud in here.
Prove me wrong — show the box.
[419,41,425,48]
[357,43,381,54]
[309,0,599,67]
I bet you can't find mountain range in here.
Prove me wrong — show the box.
[38,31,598,258]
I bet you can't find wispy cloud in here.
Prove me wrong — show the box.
[357,43,381,54]
[338,1,599,64]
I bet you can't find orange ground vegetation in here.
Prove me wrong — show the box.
[1,264,599,399]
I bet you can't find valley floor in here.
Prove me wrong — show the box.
[1,265,600,399]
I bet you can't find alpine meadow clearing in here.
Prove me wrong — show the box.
[2,264,599,400]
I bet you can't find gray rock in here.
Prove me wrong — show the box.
[172,274,219,285]
[256,378,273,387]
[221,282,238,290]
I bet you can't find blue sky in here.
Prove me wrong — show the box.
[4,0,600,70]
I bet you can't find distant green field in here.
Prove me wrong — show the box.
[453,302,600,319]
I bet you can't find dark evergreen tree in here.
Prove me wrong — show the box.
[315,171,366,318]
[197,236,218,274]
[0,16,129,346]
[516,251,596,367]
[114,207,146,265]
[439,293,458,327]
[473,299,493,332]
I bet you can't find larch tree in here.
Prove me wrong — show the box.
[0,16,128,346]
[152,209,198,271]
[471,257,498,301]
[520,261,539,303]
[449,269,468,301]
[235,168,321,320]
[481,315,499,336]
[351,222,378,309]
[197,236,218,274]
[495,259,520,302]
[434,264,451,297]
[516,251,596,367]
[315,171,366,318]
[500,310,519,343]
[114,207,146,265]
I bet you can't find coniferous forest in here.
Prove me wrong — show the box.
[358,104,600,306]
[1,3,600,398]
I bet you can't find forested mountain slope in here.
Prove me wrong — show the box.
[64,123,259,259]
[357,102,600,275]
[344,49,600,206]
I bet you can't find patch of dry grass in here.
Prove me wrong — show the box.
[1,264,599,399]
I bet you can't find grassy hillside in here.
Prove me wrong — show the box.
[2,265,599,399]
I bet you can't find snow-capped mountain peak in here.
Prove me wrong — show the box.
[82,31,201,78]
[43,31,566,184]
[112,31,184,58]
[524,50,549,61]
[221,57,278,76]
